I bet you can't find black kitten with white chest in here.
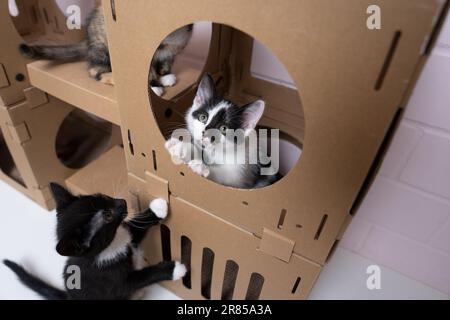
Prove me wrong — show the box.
[3,183,186,300]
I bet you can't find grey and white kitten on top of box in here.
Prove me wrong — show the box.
[166,74,282,189]
[19,5,192,96]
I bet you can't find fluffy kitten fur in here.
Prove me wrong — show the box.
[3,183,186,300]
[166,74,282,189]
[19,6,192,96]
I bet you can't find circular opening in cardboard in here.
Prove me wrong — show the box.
[148,22,304,190]
[55,109,115,169]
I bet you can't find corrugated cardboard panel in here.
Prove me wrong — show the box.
[142,195,321,300]
[104,0,446,264]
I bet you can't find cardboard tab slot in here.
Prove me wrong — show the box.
[127,130,134,155]
[277,209,287,229]
[152,150,157,171]
[314,214,328,240]
[291,277,301,294]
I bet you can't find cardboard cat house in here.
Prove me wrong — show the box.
[100,0,447,299]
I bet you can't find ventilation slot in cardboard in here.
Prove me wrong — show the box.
[0,129,25,186]
[127,130,134,156]
[375,31,402,91]
[277,209,287,229]
[181,235,192,289]
[152,150,157,171]
[314,214,328,240]
[150,23,304,190]
[245,273,264,300]
[201,247,215,299]
[160,224,171,261]
[110,0,117,21]
[55,110,114,169]
[221,260,239,300]
[291,277,301,294]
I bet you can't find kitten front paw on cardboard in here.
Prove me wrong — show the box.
[188,160,210,177]
[165,137,191,164]
[149,198,168,219]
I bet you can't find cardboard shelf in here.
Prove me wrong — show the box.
[163,64,201,101]
[27,60,121,126]
[66,145,127,198]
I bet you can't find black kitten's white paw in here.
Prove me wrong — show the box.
[150,198,168,219]
[172,261,187,281]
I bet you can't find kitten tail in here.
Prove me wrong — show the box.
[3,259,67,300]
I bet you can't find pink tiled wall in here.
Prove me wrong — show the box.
[340,17,450,295]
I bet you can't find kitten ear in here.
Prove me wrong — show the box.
[50,183,76,211]
[56,235,87,257]
[193,74,216,108]
[241,100,265,134]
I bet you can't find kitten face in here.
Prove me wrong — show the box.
[185,74,265,159]
[50,183,127,258]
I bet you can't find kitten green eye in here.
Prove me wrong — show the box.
[198,113,208,123]
[103,211,114,223]
[220,125,228,134]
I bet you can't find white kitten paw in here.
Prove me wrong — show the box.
[151,86,164,96]
[188,160,210,177]
[165,138,190,164]
[150,198,168,219]
[160,74,177,87]
[172,262,187,281]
